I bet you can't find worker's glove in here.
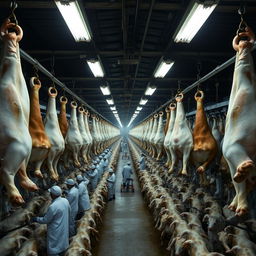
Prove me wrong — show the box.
[31,217,38,223]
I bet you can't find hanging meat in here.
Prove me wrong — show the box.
[222,26,256,215]
[78,106,89,163]
[169,93,193,175]
[28,77,51,178]
[44,87,65,180]
[58,96,69,138]
[84,110,93,161]
[164,103,176,169]
[191,90,218,176]
[154,111,165,160]
[65,101,83,167]
[0,20,38,204]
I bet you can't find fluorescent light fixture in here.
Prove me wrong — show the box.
[110,106,116,111]
[135,111,140,114]
[87,59,104,77]
[173,0,218,43]
[139,98,148,105]
[154,60,174,78]
[100,85,111,95]
[145,85,157,96]
[137,106,143,111]
[106,98,114,105]
[54,0,92,42]
[112,110,118,114]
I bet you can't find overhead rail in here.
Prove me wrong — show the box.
[135,43,256,127]
[20,49,115,126]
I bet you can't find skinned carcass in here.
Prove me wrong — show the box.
[164,103,176,169]
[154,111,165,160]
[29,77,51,178]
[65,101,83,167]
[222,27,256,215]
[191,90,218,185]
[0,19,38,204]
[58,96,69,138]
[84,110,93,161]
[44,87,65,180]
[169,93,193,175]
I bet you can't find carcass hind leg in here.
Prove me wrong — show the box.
[46,150,59,181]
[0,142,31,204]
[52,150,63,181]
[168,148,177,174]
[224,144,256,183]
[180,147,191,176]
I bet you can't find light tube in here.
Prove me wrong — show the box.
[110,106,116,111]
[173,1,218,43]
[87,60,104,77]
[112,111,118,114]
[100,85,111,95]
[154,61,174,78]
[137,106,143,111]
[55,0,92,42]
[139,98,148,105]
[145,85,157,96]
[106,98,114,105]
[135,111,140,114]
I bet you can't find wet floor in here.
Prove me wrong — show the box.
[92,152,167,256]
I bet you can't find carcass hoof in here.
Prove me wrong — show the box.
[234,160,255,183]
[10,193,25,205]
[228,203,237,212]
[34,170,43,179]
[180,170,188,176]
[235,206,248,216]
[20,179,39,191]
[197,166,205,173]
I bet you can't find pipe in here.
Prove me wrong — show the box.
[20,49,115,126]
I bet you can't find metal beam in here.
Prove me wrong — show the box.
[0,2,255,12]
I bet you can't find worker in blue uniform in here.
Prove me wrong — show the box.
[64,179,79,236]
[32,185,71,256]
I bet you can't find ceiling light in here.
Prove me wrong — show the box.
[87,59,104,77]
[154,60,174,78]
[110,106,116,111]
[139,98,148,105]
[55,0,92,42]
[145,85,157,96]
[112,110,118,114]
[106,98,114,105]
[100,85,111,95]
[173,0,218,43]
[137,106,143,111]
[135,111,140,114]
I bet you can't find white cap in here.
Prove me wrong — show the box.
[65,179,75,186]
[48,185,62,196]
[77,175,84,181]
[93,160,97,164]
[99,155,103,159]
[91,165,96,169]
[109,168,114,173]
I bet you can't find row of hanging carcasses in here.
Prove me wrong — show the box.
[0,20,120,206]
[130,25,256,217]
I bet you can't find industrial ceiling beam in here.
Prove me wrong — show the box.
[57,77,195,81]
[0,2,255,12]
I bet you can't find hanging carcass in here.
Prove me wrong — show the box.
[169,93,193,175]
[191,90,218,184]
[58,96,69,138]
[154,111,165,160]
[222,26,256,215]
[44,87,65,180]
[0,20,38,204]
[28,77,51,178]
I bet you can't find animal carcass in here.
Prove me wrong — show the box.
[58,96,69,138]
[222,26,256,215]
[169,93,193,175]
[0,19,37,204]
[44,87,65,180]
[29,77,51,178]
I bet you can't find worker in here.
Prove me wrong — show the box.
[103,156,109,172]
[32,185,71,256]
[139,153,146,171]
[64,179,79,236]
[107,168,116,201]
[122,162,133,188]
[86,164,98,192]
[97,155,104,181]
[76,175,91,218]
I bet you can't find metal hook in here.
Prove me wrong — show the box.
[237,2,248,35]
[33,65,39,78]
[177,80,181,93]
[9,1,18,25]
[51,56,55,76]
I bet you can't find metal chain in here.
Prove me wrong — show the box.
[177,80,181,93]
[33,65,39,78]
[237,3,248,35]
[197,62,201,91]
[9,1,18,25]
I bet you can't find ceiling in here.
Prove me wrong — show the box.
[0,0,256,127]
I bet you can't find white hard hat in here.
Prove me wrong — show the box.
[109,168,114,173]
[65,178,75,186]
[48,185,62,196]
[76,175,84,181]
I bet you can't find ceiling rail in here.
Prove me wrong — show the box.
[134,43,256,127]
[20,49,115,126]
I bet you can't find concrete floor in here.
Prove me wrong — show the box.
[92,152,167,256]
